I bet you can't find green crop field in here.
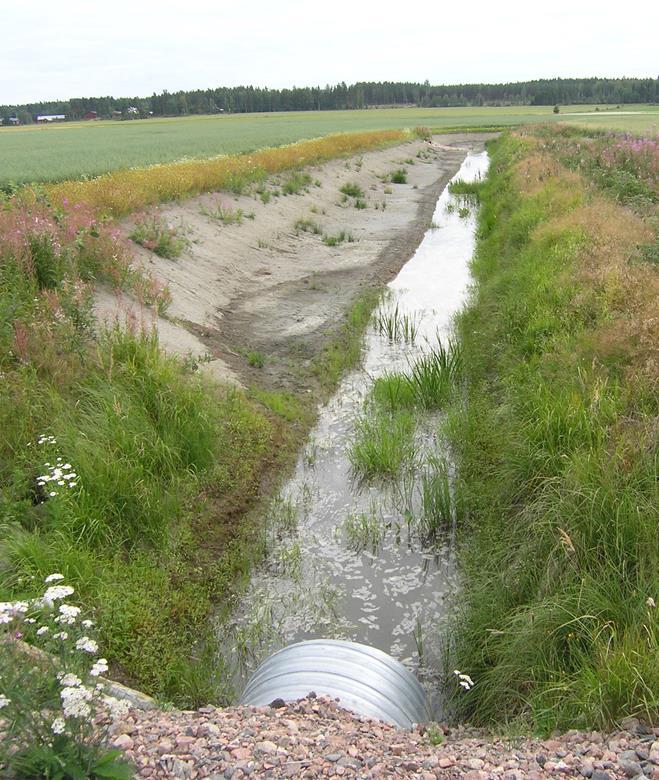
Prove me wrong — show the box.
[1,105,657,186]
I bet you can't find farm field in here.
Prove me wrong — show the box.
[2,104,657,186]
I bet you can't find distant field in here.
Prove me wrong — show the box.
[1,105,657,186]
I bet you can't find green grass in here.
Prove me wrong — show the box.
[0,329,278,706]
[294,218,323,235]
[322,230,354,246]
[445,130,658,732]
[339,182,365,198]
[2,105,657,187]
[370,342,462,411]
[389,168,408,184]
[312,289,380,393]
[349,408,417,480]
[282,171,312,195]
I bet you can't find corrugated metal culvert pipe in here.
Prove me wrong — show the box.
[239,639,429,728]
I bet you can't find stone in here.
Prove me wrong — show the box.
[467,757,485,770]
[438,757,455,768]
[113,734,134,750]
[254,740,277,755]
[618,758,643,778]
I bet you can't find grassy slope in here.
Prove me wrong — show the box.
[0,136,391,706]
[446,131,658,731]
[2,105,657,186]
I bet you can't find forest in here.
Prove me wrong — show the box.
[2,77,657,123]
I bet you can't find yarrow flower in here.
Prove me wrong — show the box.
[44,573,65,583]
[90,658,109,677]
[0,694,10,709]
[103,695,129,720]
[57,672,82,688]
[56,604,81,625]
[36,626,49,636]
[43,585,75,606]
[60,684,93,719]
[81,619,94,628]
[51,717,66,734]
[52,631,69,641]
[75,636,98,654]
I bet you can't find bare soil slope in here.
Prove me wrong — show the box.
[96,134,492,389]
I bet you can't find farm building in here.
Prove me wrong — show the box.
[83,110,98,120]
[36,114,66,123]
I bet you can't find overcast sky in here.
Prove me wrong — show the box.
[2,0,657,104]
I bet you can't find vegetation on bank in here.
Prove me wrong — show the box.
[0,134,397,707]
[446,128,658,731]
[42,129,411,216]
[0,195,283,704]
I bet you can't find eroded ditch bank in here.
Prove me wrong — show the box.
[220,150,489,717]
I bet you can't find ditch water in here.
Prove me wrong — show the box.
[221,149,489,717]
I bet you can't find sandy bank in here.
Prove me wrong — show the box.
[96,133,493,390]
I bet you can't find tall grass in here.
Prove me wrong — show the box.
[0,197,288,706]
[445,130,658,732]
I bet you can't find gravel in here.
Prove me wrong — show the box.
[110,698,659,779]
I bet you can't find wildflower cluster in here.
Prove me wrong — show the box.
[0,574,132,777]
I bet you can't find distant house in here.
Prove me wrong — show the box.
[83,110,98,120]
[111,110,123,119]
[8,117,20,125]
[126,106,139,115]
[36,114,66,123]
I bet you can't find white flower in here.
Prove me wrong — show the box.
[647,597,656,609]
[56,604,80,625]
[0,695,10,709]
[46,573,65,584]
[0,613,12,624]
[36,626,49,636]
[57,673,82,688]
[75,636,98,654]
[453,669,475,690]
[81,619,94,628]
[43,585,75,605]
[51,717,66,734]
[52,631,69,640]
[60,685,93,719]
[103,695,129,720]
[90,658,109,677]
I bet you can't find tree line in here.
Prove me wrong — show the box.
[2,77,657,124]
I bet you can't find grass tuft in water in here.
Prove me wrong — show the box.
[349,408,417,480]
[341,506,384,553]
[374,303,419,344]
[407,341,462,409]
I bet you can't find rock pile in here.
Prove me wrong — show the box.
[111,697,659,779]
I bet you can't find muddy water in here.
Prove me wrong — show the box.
[222,150,489,716]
